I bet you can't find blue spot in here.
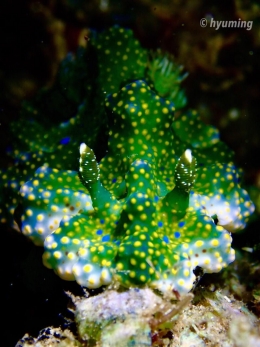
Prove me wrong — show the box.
[115,221,119,225]
[163,235,169,243]
[154,196,159,202]
[174,231,181,238]
[160,166,165,171]
[112,178,117,183]
[102,235,110,242]
[100,219,105,224]
[96,229,103,235]
[158,221,163,228]
[60,137,70,145]
[113,239,121,246]
[178,221,185,228]
[166,177,170,182]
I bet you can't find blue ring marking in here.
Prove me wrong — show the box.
[174,231,181,238]
[163,235,169,244]
[60,136,70,145]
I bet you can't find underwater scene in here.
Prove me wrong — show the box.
[1,1,260,346]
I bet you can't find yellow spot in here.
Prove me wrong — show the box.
[61,236,70,244]
[129,271,136,278]
[37,228,44,234]
[67,252,75,260]
[78,248,87,256]
[162,107,169,114]
[134,241,141,247]
[163,258,169,266]
[101,259,108,267]
[119,246,125,253]
[128,214,134,221]
[116,262,124,270]
[24,225,32,234]
[53,251,62,259]
[130,258,137,266]
[98,245,104,252]
[195,240,204,247]
[140,213,147,221]
[37,214,44,222]
[184,269,190,277]
[178,279,185,286]
[211,239,219,247]
[83,264,93,273]
[140,263,146,269]
[171,268,178,275]
[51,205,59,212]
[101,269,110,281]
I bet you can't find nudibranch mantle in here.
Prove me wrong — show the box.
[17,79,251,296]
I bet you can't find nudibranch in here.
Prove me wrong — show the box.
[18,79,253,295]
[0,27,255,295]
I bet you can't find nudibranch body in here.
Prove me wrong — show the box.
[0,27,255,295]
[18,78,253,295]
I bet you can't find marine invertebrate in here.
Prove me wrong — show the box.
[1,27,255,296]
[18,78,253,295]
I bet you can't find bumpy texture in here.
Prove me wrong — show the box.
[0,27,255,295]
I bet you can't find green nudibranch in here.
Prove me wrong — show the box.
[1,27,255,295]
[18,79,253,294]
